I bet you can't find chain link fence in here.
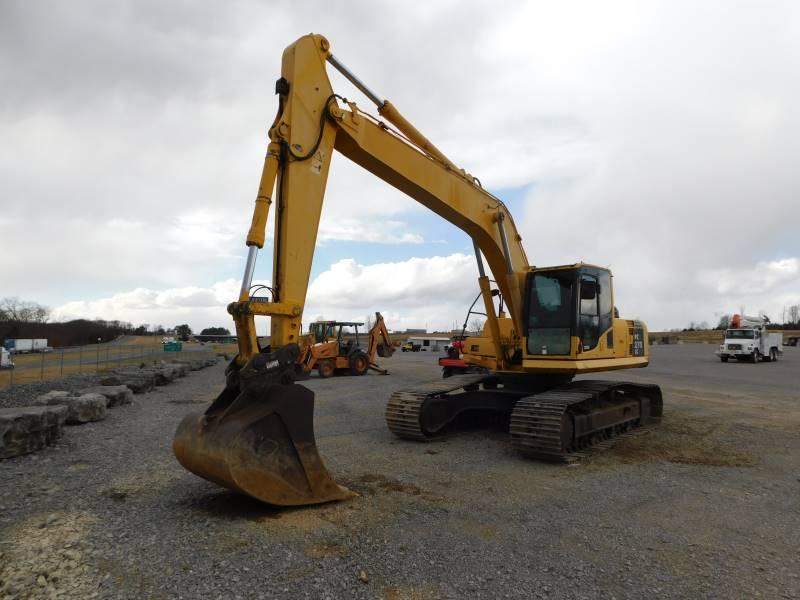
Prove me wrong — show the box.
[0,343,226,389]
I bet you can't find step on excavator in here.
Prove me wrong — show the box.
[297,312,394,377]
[173,34,663,507]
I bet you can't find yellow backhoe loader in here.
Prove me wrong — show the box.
[173,34,663,507]
[298,312,394,377]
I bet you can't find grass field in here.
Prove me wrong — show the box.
[0,339,220,389]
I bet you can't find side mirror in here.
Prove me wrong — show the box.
[580,280,598,300]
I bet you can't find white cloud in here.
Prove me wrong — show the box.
[51,279,247,330]
[317,217,423,245]
[700,258,799,296]
[50,254,483,332]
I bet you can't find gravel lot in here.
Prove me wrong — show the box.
[1,345,798,599]
[0,374,103,409]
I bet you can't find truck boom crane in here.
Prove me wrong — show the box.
[173,34,663,507]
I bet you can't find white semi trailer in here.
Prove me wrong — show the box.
[716,314,782,363]
[2,339,49,354]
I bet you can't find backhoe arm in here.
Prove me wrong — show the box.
[367,312,394,361]
[234,33,529,369]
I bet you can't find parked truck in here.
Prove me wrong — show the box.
[0,347,14,369]
[2,339,49,354]
[716,314,782,363]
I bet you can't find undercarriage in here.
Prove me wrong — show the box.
[386,374,663,460]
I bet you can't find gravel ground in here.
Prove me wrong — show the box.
[1,346,798,599]
[0,374,103,409]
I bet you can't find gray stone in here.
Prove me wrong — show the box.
[36,390,71,403]
[105,370,156,394]
[0,405,68,459]
[80,385,133,407]
[169,362,190,377]
[150,367,175,385]
[33,393,106,425]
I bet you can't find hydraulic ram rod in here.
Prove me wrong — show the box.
[327,54,385,108]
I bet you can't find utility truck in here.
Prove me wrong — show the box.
[716,314,782,363]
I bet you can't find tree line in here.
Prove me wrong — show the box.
[0,297,230,347]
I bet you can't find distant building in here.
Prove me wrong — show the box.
[406,336,450,351]
[404,328,427,334]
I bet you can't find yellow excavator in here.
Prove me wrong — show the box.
[173,34,662,507]
[297,312,394,377]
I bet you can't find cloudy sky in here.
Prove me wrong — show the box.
[2,1,799,334]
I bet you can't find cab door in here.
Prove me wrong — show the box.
[578,269,613,353]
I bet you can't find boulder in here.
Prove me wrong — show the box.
[80,385,133,407]
[33,393,107,425]
[36,390,71,403]
[0,405,68,459]
[103,370,155,394]
[150,367,175,385]
[169,362,190,377]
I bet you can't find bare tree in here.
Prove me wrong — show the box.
[790,305,800,325]
[469,317,485,335]
[0,297,50,323]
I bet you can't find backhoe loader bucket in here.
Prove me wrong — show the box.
[173,345,353,506]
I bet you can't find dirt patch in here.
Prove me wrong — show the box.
[604,414,756,467]
[0,511,97,599]
[100,466,177,500]
[305,540,348,559]
[252,505,339,536]
[359,473,423,495]
[451,517,498,542]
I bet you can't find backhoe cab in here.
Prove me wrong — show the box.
[173,33,662,507]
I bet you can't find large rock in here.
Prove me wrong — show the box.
[168,362,190,377]
[102,370,155,394]
[33,393,107,425]
[0,405,68,459]
[80,385,133,407]
[149,366,175,386]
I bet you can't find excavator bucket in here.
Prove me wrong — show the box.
[173,345,353,506]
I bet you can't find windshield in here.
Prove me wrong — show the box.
[726,329,754,339]
[527,271,574,355]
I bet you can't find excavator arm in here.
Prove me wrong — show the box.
[231,34,527,370]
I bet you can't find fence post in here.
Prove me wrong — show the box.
[40,352,45,381]
[96,344,100,372]
[60,349,64,376]
[79,346,83,373]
